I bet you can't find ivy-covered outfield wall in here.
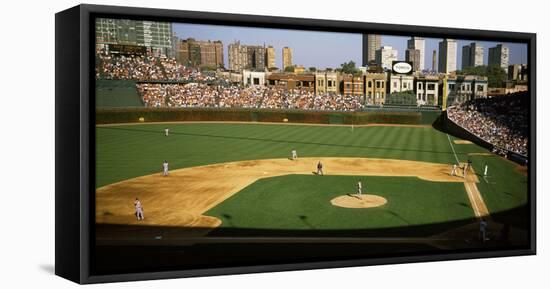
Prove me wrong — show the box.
[96,108,442,126]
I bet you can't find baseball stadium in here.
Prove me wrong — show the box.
[93,20,530,274]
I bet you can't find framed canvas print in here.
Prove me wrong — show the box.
[55,4,536,284]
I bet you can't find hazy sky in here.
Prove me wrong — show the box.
[172,22,528,70]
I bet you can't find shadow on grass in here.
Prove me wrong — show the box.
[93,205,529,276]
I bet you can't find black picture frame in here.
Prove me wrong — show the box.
[55,4,536,284]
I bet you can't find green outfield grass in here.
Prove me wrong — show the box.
[96,122,527,221]
[204,175,474,237]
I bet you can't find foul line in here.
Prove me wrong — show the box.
[447,134,460,164]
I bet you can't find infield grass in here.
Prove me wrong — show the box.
[204,174,474,237]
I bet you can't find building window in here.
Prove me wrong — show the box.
[376,81,381,88]
[418,82,423,90]
[427,83,435,90]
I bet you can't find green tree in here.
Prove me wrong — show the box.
[326,67,333,72]
[385,91,417,105]
[284,65,296,73]
[339,61,361,75]
[308,67,317,72]
[458,65,507,88]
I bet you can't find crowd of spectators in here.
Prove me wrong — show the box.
[135,83,365,111]
[96,51,217,82]
[96,53,165,81]
[447,93,528,156]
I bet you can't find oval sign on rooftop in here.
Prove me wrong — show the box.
[392,61,413,74]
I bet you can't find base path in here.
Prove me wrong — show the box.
[462,165,489,218]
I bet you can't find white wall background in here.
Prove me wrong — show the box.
[0,0,546,288]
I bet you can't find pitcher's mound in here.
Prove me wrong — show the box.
[330,194,387,209]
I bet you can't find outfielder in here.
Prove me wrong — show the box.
[484,165,488,177]
[162,160,169,176]
[134,198,144,221]
[316,161,324,176]
[164,127,170,136]
[291,149,298,160]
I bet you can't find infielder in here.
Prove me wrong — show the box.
[316,161,324,176]
[162,160,169,176]
[134,198,144,221]
[164,127,170,136]
[463,159,473,178]
[291,149,298,160]
[484,165,488,177]
[357,181,363,195]
[451,164,458,176]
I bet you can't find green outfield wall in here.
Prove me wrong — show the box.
[95,108,442,125]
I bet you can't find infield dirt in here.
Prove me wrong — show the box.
[96,157,485,238]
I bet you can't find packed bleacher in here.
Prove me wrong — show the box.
[96,51,217,82]
[447,93,528,156]
[134,83,364,111]
[96,50,366,112]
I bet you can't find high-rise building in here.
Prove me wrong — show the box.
[178,38,223,68]
[438,39,457,73]
[461,42,484,70]
[228,41,267,71]
[171,33,180,59]
[406,49,421,72]
[228,41,249,71]
[247,46,266,70]
[488,44,510,72]
[407,37,425,71]
[375,46,398,70]
[96,18,173,55]
[432,50,437,72]
[282,47,293,71]
[265,46,276,69]
[362,34,381,66]
[508,64,528,81]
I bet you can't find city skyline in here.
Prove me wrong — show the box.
[172,22,527,71]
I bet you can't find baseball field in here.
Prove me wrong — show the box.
[95,121,528,248]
